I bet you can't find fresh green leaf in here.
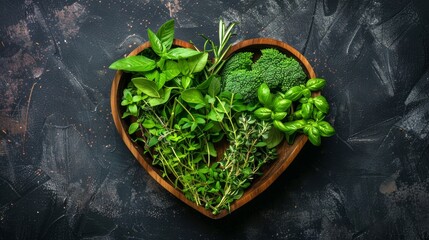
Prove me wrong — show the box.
[147,87,172,106]
[313,109,325,121]
[313,95,329,113]
[163,60,179,71]
[254,107,272,120]
[161,69,180,81]
[273,98,292,112]
[265,127,284,148]
[257,83,271,106]
[142,119,156,128]
[166,48,202,60]
[272,112,287,121]
[317,121,336,137]
[156,73,166,89]
[306,78,326,91]
[195,117,206,124]
[128,122,139,134]
[208,76,221,97]
[207,142,217,157]
[255,142,267,147]
[178,59,190,75]
[232,101,248,112]
[301,103,313,119]
[132,95,142,102]
[307,126,321,146]
[182,76,192,89]
[148,28,164,56]
[128,104,138,115]
[109,55,156,72]
[187,52,208,73]
[284,86,304,101]
[302,88,311,98]
[191,122,198,131]
[207,109,224,122]
[181,88,205,104]
[274,120,305,135]
[121,99,129,106]
[148,137,158,147]
[156,19,175,50]
[132,77,161,98]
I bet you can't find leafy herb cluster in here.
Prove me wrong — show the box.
[254,79,335,147]
[110,19,335,215]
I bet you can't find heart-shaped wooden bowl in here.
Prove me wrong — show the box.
[111,38,316,219]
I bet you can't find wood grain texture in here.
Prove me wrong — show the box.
[111,38,316,219]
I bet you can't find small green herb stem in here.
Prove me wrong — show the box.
[174,98,195,122]
[168,98,178,129]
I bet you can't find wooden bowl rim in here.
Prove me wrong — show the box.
[110,38,316,219]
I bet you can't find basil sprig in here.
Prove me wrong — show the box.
[254,78,335,147]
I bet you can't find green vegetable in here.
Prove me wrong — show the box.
[223,70,261,102]
[220,52,254,77]
[252,48,307,93]
[254,107,272,120]
[221,48,307,104]
[306,78,326,91]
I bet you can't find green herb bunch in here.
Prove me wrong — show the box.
[110,19,335,215]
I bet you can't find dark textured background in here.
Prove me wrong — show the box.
[1,0,429,239]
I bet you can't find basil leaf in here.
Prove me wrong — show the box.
[284,86,304,101]
[302,88,311,98]
[156,74,166,89]
[187,52,208,73]
[313,109,326,121]
[273,98,292,112]
[254,107,272,120]
[306,78,326,91]
[178,59,190,75]
[308,126,321,146]
[207,109,224,122]
[162,61,181,80]
[272,112,287,121]
[147,87,172,106]
[109,55,156,72]
[208,76,221,97]
[257,83,272,106]
[293,109,303,119]
[148,28,163,56]
[156,19,175,50]
[132,77,160,98]
[196,75,212,90]
[299,97,309,104]
[313,95,329,113]
[182,76,192,89]
[265,127,284,148]
[317,121,336,137]
[274,120,305,135]
[166,48,202,60]
[145,70,159,81]
[301,102,313,119]
[181,88,205,104]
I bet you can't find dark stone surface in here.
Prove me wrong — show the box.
[1,0,429,239]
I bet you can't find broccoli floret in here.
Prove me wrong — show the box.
[223,70,261,102]
[221,52,254,77]
[253,48,307,92]
[221,48,307,104]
